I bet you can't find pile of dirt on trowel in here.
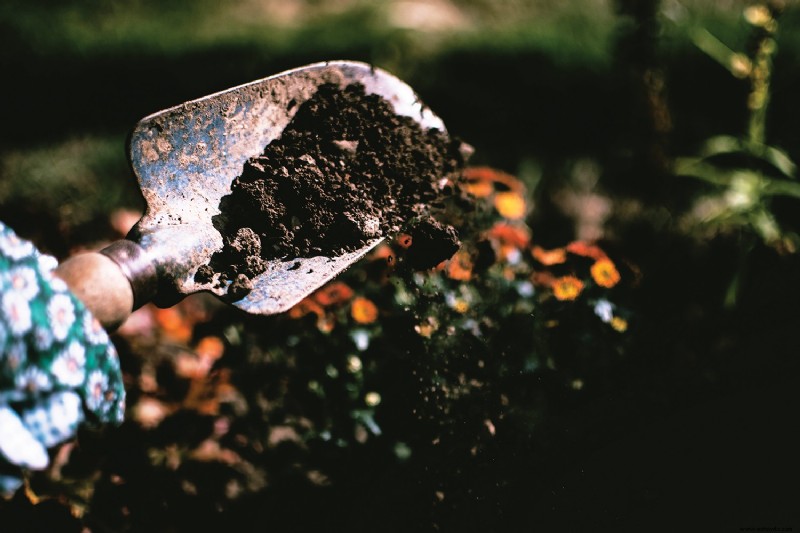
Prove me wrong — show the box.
[196,82,466,291]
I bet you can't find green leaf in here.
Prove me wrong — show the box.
[701,135,743,158]
[762,179,800,199]
[675,158,736,186]
[749,208,781,244]
[761,145,797,178]
[688,27,750,79]
[693,136,797,179]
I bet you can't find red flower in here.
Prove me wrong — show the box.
[487,223,530,248]
[446,250,473,281]
[566,241,607,260]
[462,167,524,192]
[312,281,354,306]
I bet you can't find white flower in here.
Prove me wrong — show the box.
[1,291,32,336]
[0,232,35,261]
[445,291,458,308]
[49,276,68,293]
[0,406,49,470]
[14,366,52,392]
[102,345,120,374]
[461,318,482,337]
[347,355,363,373]
[350,329,370,351]
[7,266,39,301]
[52,341,86,387]
[21,391,83,448]
[47,293,76,342]
[85,369,109,412]
[37,254,58,275]
[115,398,126,423]
[515,281,535,297]
[593,299,614,323]
[83,313,109,345]
[505,247,522,265]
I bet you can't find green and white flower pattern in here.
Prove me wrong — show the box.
[0,221,125,494]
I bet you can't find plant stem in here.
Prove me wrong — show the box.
[746,3,780,146]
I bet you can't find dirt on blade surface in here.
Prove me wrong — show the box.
[201,82,466,291]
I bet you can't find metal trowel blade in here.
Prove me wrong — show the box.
[126,60,446,314]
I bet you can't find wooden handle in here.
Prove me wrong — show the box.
[55,252,134,331]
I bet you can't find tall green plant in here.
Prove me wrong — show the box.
[678,1,798,305]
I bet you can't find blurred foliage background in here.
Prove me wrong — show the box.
[1,0,799,531]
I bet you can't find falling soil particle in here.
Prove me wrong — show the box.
[204,82,465,292]
[405,218,461,270]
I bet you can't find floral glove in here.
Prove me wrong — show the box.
[0,222,125,495]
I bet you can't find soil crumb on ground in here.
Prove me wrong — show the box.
[203,82,465,291]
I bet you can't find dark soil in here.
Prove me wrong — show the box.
[404,218,461,269]
[204,83,465,289]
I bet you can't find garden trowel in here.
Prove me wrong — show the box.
[55,61,447,330]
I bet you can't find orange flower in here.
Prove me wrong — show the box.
[610,316,628,332]
[313,281,354,306]
[552,276,584,301]
[154,307,192,343]
[494,191,527,219]
[531,246,567,266]
[462,167,524,192]
[451,299,469,313]
[288,298,325,320]
[154,307,182,331]
[414,318,438,338]
[175,351,211,380]
[289,294,346,332]
[351,297,379,324]
[395,233,413,249]
[531,270,556,287]
[487,223,530,248]
[464,180,494,198]
[565,241,607,260]
[462,166,503,182]
[195,336,225,361]
[370,244,393,260]
[446,250,473,281]
[590,258,621,288]
[317,315,337,333]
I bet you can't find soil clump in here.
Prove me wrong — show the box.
[203,82,465,292]
[405,218,461,270]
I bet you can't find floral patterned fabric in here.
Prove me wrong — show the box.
[0,221,125,494]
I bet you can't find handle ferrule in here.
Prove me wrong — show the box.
[99,240,157,310]
[55,240,157,331]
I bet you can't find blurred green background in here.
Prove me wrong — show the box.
[3,0,799,251]
[1,0,799,531]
